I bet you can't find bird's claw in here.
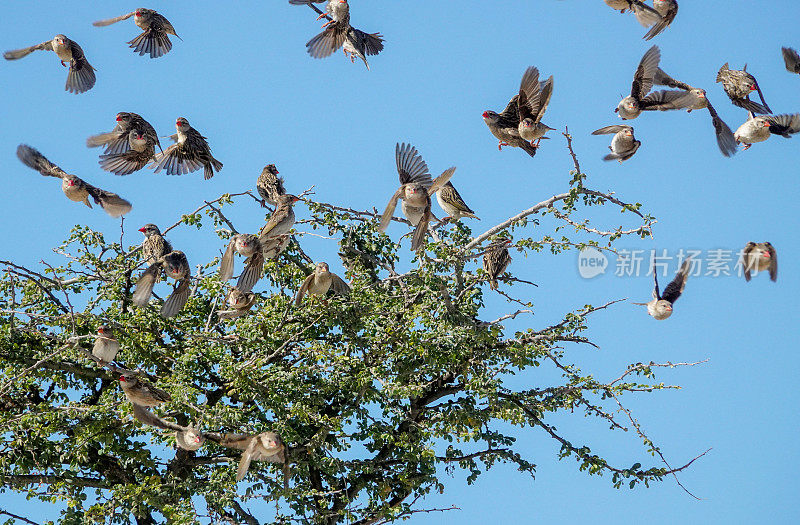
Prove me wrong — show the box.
[315,13,326,21]
[741,143,752,151]
[60,60,67,68]
[497,141,509,150]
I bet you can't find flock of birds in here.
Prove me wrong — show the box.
[1,1,788,486]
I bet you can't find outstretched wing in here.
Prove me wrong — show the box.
[661,259,691,304]
[93,11,136,26]
[395,142,430,185]
[17,144,67,179]
[631,45,661,99]
[378,188,403,232]
[3,40,52,60]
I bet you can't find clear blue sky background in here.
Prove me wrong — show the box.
[2,1,799,523]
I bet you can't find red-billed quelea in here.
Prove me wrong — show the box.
[219,234,265,293]
[259,194,300,241]
[16,145,132,217]
[217,288,258,319]
[216,432,289,485]
[139,224,173,263]
[342,27,384,70]
[591,125,641,162]
[633,258,692,320]
[87,112,161,156]
[614,46,688,119]
[93,8,180,59]
[151,117,223,180]
[483,77,539,157]
[99,129,159,175]
[604,1,662,28]
[4,34,96,94]
[517,67,555,149]
[742,242,777,282]
[782,47,800,75]
[483,239,512,291]
[130,405,206,451]
[734,112,800,149]
[120,374,171,407]
[436,182,479,221]
[716,63,771,114]
[379,143,454,251]
[133,251,191,318]
[295,262,350,306]
[643,0,678,40]
[256,164,286,207]
[92,325,119,365]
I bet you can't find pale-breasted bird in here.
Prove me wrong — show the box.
[782,47,800,75]
[643,0,678,40]
[139,224,173,263]
[256,164,286,207]
[99,129,159,175]
[517,67,555,148]
[483,239,512,291]
[299,0,383,68]
[92,325,119,365]
[87,112,161,156]
[120,374,171,407]
[132,251,191,318]
[93,8,180,59]
[742,242,777,282]
[215,432,289,485]
[219,234,265,293]
[150,117,223,180]
[633,258,692,320]
[217,288,258,319]
[615,45,687,119]
[295,262,350,306]
[4,34,96,94]
[259,194,300,242]
[379,143,454,251]
[716,63,771,114]
[436,181,479,221]
[591,125,641,162]
[16,145,132,217]
[734,112,800,149]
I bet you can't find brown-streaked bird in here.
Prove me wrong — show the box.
[742,242,777,282]
[517,67,555,148]
[483,92,539,157]
[219,234,265,293]
[93,8,180,59]
[734,112,800,149]
[92,325,119,365]
[436,182,479,221]
[216,432,289,485]
[99,129,159,175]
[150,117,223,180]
[483,239,512,291]
[132,251,191,318]
[716,63,771,114]
[139,224,173,263]
[295,262,350,306]
[87,112,161,156]
[342,27,384,70]
[633,258,692,320]
[120,374,171,407]
[16,145,132,217]
[604,0,662,27]
[591,125,641,162]
[259,194,300,241]
[379,143,454,251]
[782,47,800,75]
[643,0,678,40]
[217,288,258,319]
[4,34,96,94]
[256,164,286,207]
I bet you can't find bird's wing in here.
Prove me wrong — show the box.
[295,273,315,306]
[742,242,756,281]
[378,188,403,232]
[631,45,661,99]
[661,259,691,304]
[236,437,259,482]
[705,100,737,157]
[497,94,521,127]
[517,88,535,123]
[93,11,136,26]
[639,89,694,110]
[359,31,384,56]
[236,251,264,293]
[219,239,237,282]
[766,113,800,136]
[306,25,347,59]
[161,278,190,318]
[429,167,456,195]
[652,67,692,91]
[395,142,431,185]
[330,273,351,296]
[592,125,629,135]
[65,40,96,94]
[3,40,52,60]
[128,28,174,59]
[16,145,67,178]
[410,206,431,252]
[133,263,160,307]
[752,81,772,114]
[534,76,554,124]
[765,242,778,282]
[631,0,662,27]
[782,47,800,73]
[518,66,541,121]
[83,182,133,217]
[643,2,677,40]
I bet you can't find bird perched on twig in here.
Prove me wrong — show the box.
[259,194,301,241]
[295,262,350,305]
[92,325,119,365]
[4,34,96,94]
[16,145,132,217]
[517,67,555,149]
[734,112,800,149]
[93,8,180,59]
[436,182,479,221]
[256,164,286,207]
[120,374,171,407]
[150,117,223,180]
[219,234,265,293]
[633,258,692,320]
[592,125,641,162]
[782,47,800,75]
[483,239,512,290]
[138,224,173,264]
[604,0,662,28]
[217,288,258,319]
[132,251,191,318]
[716,63,772,114]
[643,0,678,40]
[742,242,777,282]
[379,143,454,251]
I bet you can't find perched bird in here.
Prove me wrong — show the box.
[436,181,479,221]
[99,129,159,175]
[517,67,555,148]
[132,251,191,318]
[633,258,692,320]
[734,112,800,149]
[643,0,678,40]
[139,224,173,263]
[216,432,289,485]
[217,288,258,319]
[92,325,119,365]
[87,112,161,156]
[256,164,286,207]
[604,0,662,28]
[259,194,300,241]
[150,117,223,180]
[379,143,455,251]
[295,262,350,306]
[120,374,171,407]
[176,426,206,451]
[219,234,265,293]
[782,47,800,75]
[130,404,206,451]
[4,34,96,94]
[591,125,641,162]
[93,8,180,59]
[649,68,737,157]
[483,69,541,156]
[16,145,132,217]
[483,239,512,290]
[742,242,778,282]
[716,63,771,114]
[615,45,688,119]
[342,27,384,70]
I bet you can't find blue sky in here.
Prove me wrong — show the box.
[2,1,799,523]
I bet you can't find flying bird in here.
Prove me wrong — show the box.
[591,125,641,162]
[604,1,662,28]
[615,45,688,119]
[734,112,800,149]
[92,325,119,365]
[633,258,692,320]
[16,145,132,217]
[742,242,777,282]
[217,288,258,319]
[4,34,96,94]
[483,239,512,291]
[132,251,191,318]
[99,129,159,175]
[436,181,479,221]
[295,262,350,306]
[150,118,223,180]
[219,234,265,293]
[517,67,555,149]
[782,47,800,75]
[342,27,384,70]
[379,143,455,251]
[87,112,161,156]
[716,63,772,114]
[643,0,678,40]
[483,70,540,157]
[120,374,171,407]
[93,8,180,59]
[256,164,286,207]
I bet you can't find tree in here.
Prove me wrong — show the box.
[0,136,706,524]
